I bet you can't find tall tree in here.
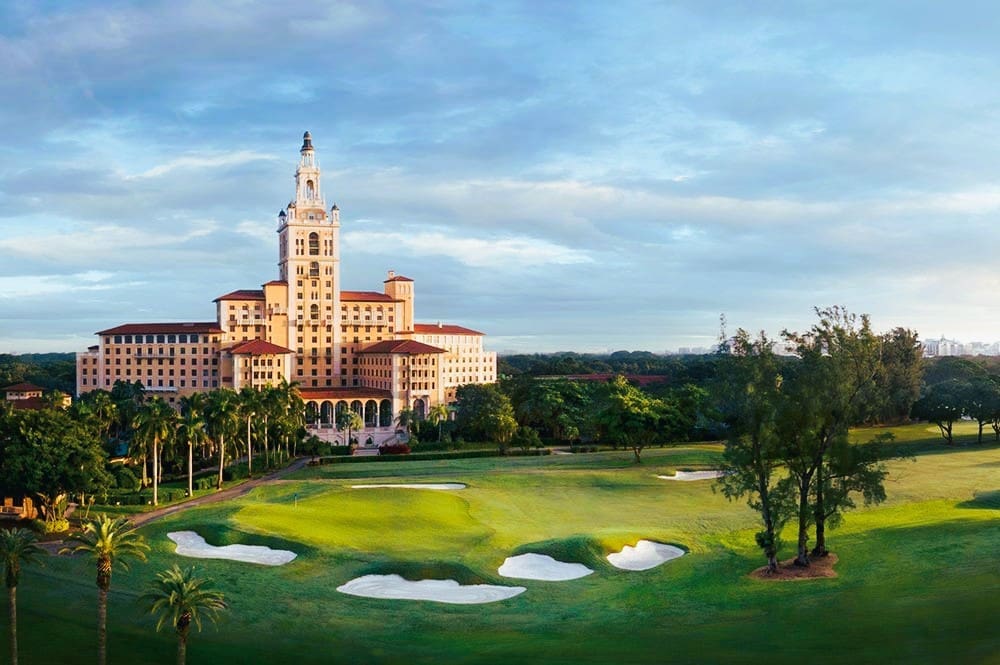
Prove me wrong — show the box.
[142,565,228,665]
[238,387,261,476]
[714,330,793,574]
[596,376,676,463]
[427,403,449,442]
[910,380,966,445]
[133,398,177,506]
[454,383,518,451]
[779,307,882,566]
[175,408,207,499]
[961,376,1000,444]
[204,389,239,489]
[61,515,149,665]
[0,528,46,665]
[336,410,363,447]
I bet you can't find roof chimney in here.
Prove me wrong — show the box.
[387,270,395,279]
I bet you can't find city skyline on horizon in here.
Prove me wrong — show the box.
[5,2,1000,354]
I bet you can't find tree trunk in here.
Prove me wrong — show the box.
[247,417,253,477]
[141,453,148,488]
[794,481,810,567]
[152,438,159,506]
[187,442,194,498]
[177,632,188,665]
[9,586,17,665]
[978,421,983,444]
[217,434,225,490]
[98,587,108,665]
[811,467,828,557]
[632,445,642,463]
[263,415,270,468]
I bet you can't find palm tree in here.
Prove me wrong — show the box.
[175,410,207,499]
[61,515,149,665]
[204,390,239,490]
[428,403,449,442]
[238,387,261,477]
[133,398,177,506]
[141,565,227,665]
[336,409,364,447]
[396,406,415,436]
[0,528,46,665]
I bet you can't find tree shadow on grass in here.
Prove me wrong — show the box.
[957,490,1000,510]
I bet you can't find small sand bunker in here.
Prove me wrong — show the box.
[607,540,685,571]
[167,531,297,566]
[337,574,525,604]
[498,553,594,581]
[656,470,724,481]
[350,483,466,490]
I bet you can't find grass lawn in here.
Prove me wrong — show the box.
[8,433,999,664]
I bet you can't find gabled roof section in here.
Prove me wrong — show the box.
[358,340,447,355]
[384,275,413,282]
[341,291,398,302]
[262,280,287,287]
[97,322,224,335]
[3,382,43,393]
[228,340,294,355]
[412,323,485,336]
[214,289,265,302]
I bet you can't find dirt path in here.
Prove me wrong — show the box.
[130,457,311,527]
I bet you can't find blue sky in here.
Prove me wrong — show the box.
[3,1,1000,354]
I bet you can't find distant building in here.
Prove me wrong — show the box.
[2,382,70,410]
[77,132,497,444]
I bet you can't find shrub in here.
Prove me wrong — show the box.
[329,445,353,456]
[32,518,70,534]
[378,443,411,455]
[113,465,140,491]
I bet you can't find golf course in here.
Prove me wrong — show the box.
[11,423,1000,664]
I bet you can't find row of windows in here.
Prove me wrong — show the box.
[107,334,210,344]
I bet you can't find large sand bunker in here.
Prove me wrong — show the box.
[607,540,685,571]
[167,531,297,566]
[498,553,594,581]
[350,483,466,490]
[656,470,724,481]
[337,574,525,604]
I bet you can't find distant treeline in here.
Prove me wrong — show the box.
[0,353,76,394]
[499,350,718,384]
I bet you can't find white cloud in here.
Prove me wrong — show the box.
[127,151,278,179]
[0,223,218,262]
[342,229,592,269]
[0,271,130,299]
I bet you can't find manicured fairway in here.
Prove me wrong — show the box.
[9,436,999,664]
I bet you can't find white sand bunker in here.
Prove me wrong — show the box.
[607,540,685,571]
[657,470,724,481]
[498,553,594,581]
[167,531,297,566]
[350,483,466,490]
[337,574,525,604]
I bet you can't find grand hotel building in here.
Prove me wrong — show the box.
[77,133,497,441]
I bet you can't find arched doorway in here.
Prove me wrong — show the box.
[305,401,318,425]
[379,399,393,427]
[364,400,378,427]
[320,401,333,426]
[350,400,363,418]
[412,398,426,420]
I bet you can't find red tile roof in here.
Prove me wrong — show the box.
[97,322,224,335]
[412,323,484,336]
[3,382,44,393]
[340,291,398,302]
[228,340,293,355]
[262,280,287,286]
[299,387,393,400]
[214,289,265,302]
[358,340,447,355]
[384,275,413,282]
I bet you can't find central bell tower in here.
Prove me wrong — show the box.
[276,132,342,387]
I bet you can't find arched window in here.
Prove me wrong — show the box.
[309,261,319,277]
[310,304,319,320]
[306,180,315,199]
[308,232,319,256]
